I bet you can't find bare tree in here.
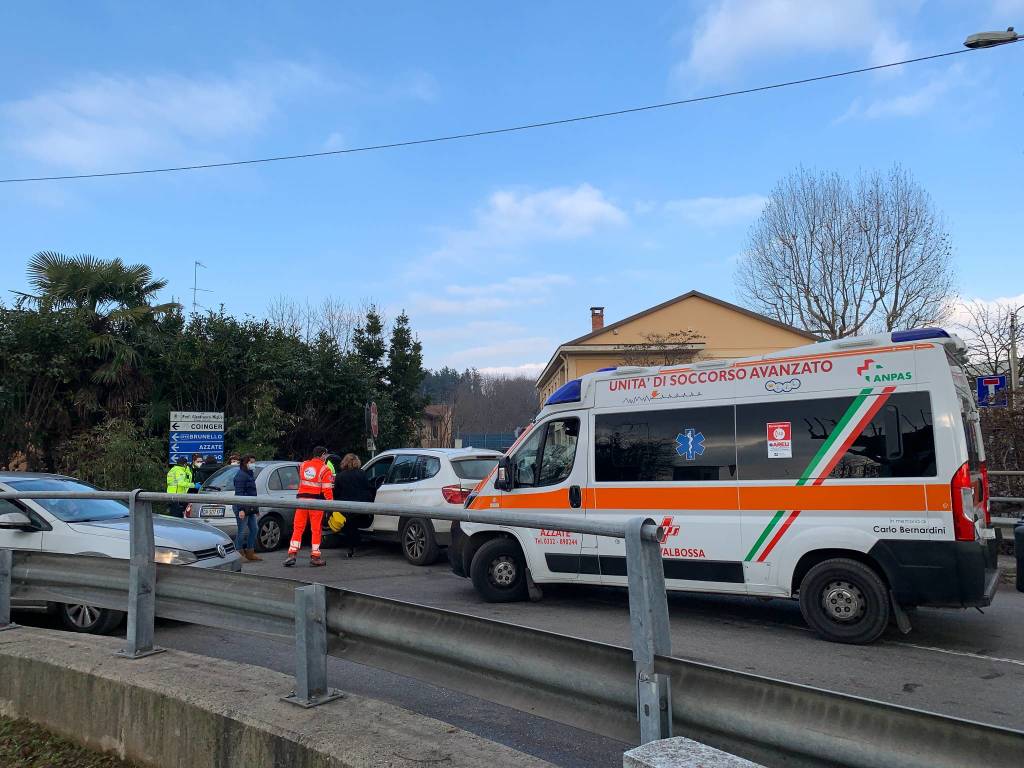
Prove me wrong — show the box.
[616,329,705,367]
[736,165,955,339]
[266,295,369,352]
[955,300,1023,377]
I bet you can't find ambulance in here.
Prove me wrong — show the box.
[448,328,999,643]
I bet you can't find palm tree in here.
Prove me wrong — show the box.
[20,251,179,408]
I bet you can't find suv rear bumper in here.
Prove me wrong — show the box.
[868,538,999,608]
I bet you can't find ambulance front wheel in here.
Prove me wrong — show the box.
[798,558,890,644]
[471,538,528,602]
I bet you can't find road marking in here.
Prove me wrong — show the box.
[888,641,1024,668]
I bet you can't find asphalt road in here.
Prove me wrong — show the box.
[17,541,1024,767]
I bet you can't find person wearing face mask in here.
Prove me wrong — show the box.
[187,453,204,493]
[194,454,221,487]
[232,455,261,562]
[228,453,241,467]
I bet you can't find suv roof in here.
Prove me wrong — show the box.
[374,448,502,458]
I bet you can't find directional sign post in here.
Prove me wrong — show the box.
[170,411,225,463]
[976,375,1008,408]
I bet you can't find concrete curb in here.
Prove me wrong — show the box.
[0,627,554,768]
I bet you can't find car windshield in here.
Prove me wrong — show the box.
[8,478,129,523]
[203,464,268,491]
[451,458,499,480]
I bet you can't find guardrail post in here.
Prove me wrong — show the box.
[118,489,164,659]
[625,517,672,744]
[0,549,16,631]
[283,583,343,708]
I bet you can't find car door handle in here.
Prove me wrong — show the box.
[568,485,582,509]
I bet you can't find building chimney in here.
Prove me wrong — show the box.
[590,306,605,332]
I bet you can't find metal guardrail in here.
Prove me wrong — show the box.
[989,470,1024,506]
[2,489,1024,766]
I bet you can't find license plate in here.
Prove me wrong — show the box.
[200,505,225,518]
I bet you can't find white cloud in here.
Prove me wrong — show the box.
[478,184,627,239]
[445,336,555,366]
[478,363,546,378]
[445,274,573,297]
[665,194,767,226]
[949,293,1024,329]
[2,62,327,172]
[394,70,440,102]
[418,320,528,343]
[423,183,626,270]
[991,0,1024,16]
[837,64,966,122]
[412,273,572,315]
[323,131,345,151]
[676,0,913,83]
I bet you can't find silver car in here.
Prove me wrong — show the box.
[186,461,299,552]
[0,472,241,634]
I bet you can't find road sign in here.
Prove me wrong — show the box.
[976,375,1008,407]
[170,411,224,462]
[369,401,379,439]
[170,411,224,431]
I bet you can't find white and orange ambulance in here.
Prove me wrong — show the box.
[449,328,998,643]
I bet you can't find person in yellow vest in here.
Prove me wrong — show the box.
[166,456,193,518]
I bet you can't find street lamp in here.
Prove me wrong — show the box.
[964,27,1019,49]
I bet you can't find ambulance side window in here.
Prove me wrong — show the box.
[594,406,736,482]
[511,418,579,488]
[736,392,936,480]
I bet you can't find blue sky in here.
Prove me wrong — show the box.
[1,1,1022,375]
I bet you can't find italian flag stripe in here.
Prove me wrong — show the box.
[744,509,785,561]
[744,387,895,562]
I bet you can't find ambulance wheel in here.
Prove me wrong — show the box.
[799,558,890,644]
[471,538,528,602]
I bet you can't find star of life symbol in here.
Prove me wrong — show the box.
[659,516,680,544]
[675,429,705,461]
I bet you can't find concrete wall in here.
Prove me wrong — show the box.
[0,627,553,768]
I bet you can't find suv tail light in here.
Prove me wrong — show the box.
[442,485,470,505]
[951,462,977,541]
[979,462,991,526]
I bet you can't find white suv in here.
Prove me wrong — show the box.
[364,448,501,565]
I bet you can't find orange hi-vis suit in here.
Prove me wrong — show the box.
[289,457,334,557]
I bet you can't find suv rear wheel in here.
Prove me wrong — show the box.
[470,538,528,603]
[798,558,890,644]
[400,518,441,566]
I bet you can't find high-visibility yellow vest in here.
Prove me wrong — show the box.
[166,465,193,494]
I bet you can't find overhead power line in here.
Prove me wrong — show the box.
[0,45,1003,184]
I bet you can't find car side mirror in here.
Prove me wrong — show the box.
[0,510,36,531]
[494,456,513,492]
[372,475,387,490]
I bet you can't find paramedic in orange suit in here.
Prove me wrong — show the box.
[284,445,334,568]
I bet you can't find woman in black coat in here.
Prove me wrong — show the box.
[330,453,374,553]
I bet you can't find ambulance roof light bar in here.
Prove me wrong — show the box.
[891,328,951,343]
[545,378,582,406]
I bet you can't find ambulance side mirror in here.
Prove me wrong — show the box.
[494,456,513,492]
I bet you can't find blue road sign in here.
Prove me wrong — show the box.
[169,411,225,463]
[976,374,1008,407]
